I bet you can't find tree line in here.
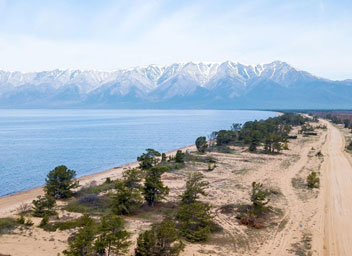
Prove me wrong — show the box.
[195,113,308,153]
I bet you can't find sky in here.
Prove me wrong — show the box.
[0,0,351,80]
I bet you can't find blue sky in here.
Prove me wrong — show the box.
[0,0,351,79]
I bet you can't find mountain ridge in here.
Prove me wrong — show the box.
[0,61,351,109]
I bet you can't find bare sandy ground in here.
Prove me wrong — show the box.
[1,119,352,255]
[321,121,352,256]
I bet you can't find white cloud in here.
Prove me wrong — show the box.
[0,0,351,80]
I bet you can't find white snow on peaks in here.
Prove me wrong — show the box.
[0,61,317,95]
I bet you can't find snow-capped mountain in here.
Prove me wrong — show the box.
[0,61,351,109]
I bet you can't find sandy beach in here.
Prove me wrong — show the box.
[0,144,196,217]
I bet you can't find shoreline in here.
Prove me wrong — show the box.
[0,144,196,217]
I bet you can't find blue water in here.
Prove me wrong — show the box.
[0,109,277,197]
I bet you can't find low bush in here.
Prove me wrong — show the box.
[0,218,18,235]
[42,214,95,232]
[74,181,115,197]
[64,195,112,215]
[307,171,320,189]
[32,195,56,217]
[236,182,273,229]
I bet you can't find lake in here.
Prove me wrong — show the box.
[0,109,277,196]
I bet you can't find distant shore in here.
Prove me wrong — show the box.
[0,144,196,217]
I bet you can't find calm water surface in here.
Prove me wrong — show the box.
[0,109,277,196]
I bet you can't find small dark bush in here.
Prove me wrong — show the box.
[307,171,320,189]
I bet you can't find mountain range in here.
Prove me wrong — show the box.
[0,61,351,109]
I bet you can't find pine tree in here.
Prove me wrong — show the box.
[143,167,169,207]
[32,195,56,217]
[175,150,185,163]
[113,168,143,215]
[63,216,95,256]
[195,136,208,153]
[135,219,184,256]
[250,182,270,216]
[94,215,130,256]
[45,165,79,199]
[176,202,212,242]
[137,149,161,169]
[180,172,208,205]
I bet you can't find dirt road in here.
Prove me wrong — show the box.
[323,122,352,255]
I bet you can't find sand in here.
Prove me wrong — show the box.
[1,119,352,255]
[0,144,196,217]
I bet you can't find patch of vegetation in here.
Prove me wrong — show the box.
[32,195,56,217]
[43,214,95,232]
[74,180,115,197]
[45,165,79,199]
[65,194,112,216]
[176,172,215,242]
[307,171,320,189]
[176,202,213,242]
[63,214,130,256]
[211,113,308,153]
[175,150,185,163]
[289,233,313,256]
[0,218,18,235]
[180,172,209,205]
[195,136,208,153]
[135,219,184,256]
[143,166,169,207]
[112,168,143,215]
[291,176,306,190]
[207,162,216,171]
[132,202,178,222]
[236,182,274,229]
[137,148,161,170]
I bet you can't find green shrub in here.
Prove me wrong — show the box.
[32,195,56,217]
[180,172,208,205]
[307,171,320,189]
[250,182,271,216]
[65,194,112,216]
[16,215,25,224]
[113,181,143,215]
[176,202,213,242]
[175,150,185,163]
[39,215,49,227]
[0,218,18,235]
[43,214,95,232]
[135,219,184,256]
[195,136,208,153]
[75,181,115,197]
